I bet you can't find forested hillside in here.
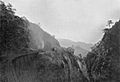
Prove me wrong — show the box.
[85,20,120,82]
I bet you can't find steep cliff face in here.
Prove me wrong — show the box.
[85,20,120,82]
[29,22,60,50]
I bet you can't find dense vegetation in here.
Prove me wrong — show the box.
[0,1,30,57]
[85,20,120,82]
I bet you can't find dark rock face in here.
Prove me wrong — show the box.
[85,20,120,82]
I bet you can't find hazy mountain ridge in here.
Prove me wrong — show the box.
[58,39,93,56]
[73,46,89,57]
[58,39,93,50]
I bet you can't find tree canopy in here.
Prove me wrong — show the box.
[0,1,30,56]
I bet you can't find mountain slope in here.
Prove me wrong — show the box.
[58,39,92,51]
[29,22,60,50]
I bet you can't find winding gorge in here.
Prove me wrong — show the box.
[0,1,120,82]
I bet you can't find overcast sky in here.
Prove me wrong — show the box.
[4,0,120,43]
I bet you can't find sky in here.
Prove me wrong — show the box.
[3,0,120,43]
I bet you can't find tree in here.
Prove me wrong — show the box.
[107,20,113,27]
[0,1,30,56]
